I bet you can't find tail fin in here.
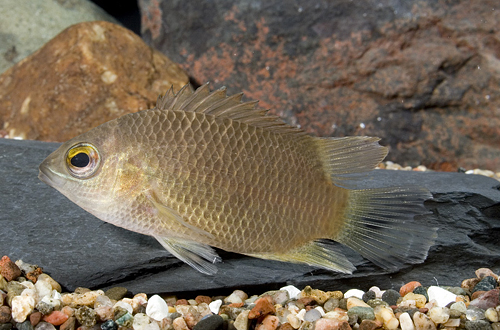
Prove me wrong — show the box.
[335,186,437,270]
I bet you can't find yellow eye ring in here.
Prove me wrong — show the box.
[65,143,101,179]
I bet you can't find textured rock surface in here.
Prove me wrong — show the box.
[0,0,119,74]
[0,21,189,141]
[140,0,500,171]
[1,138,499,295]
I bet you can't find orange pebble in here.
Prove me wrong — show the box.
[43,311,69,326]
[400,281,422,296]
[249,296,275,319]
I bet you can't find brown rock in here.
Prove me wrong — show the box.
[400,281,423,297]
[0,21,189,142]
[475,268,499,280]
[195,295,212,305]
[30,311,42,326]
[277,323,294,330]
[359,319,382,330]
[175,299,189,305]
[0,306,12,323]
[142,0,500,170]
[0,256,21,281]
[249,296,276,319]
[462,278,481,292]
[60,316,76,330]
[256,315,280,330]
[25,267,43,283]
[469,289,500,310]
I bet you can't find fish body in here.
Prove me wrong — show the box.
[39,84,436,274]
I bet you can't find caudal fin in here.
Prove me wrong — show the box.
[335,186,437,270]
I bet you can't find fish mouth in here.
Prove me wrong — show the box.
[38,164,58,188]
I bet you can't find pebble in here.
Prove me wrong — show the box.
[16,321,34,330]
[304,308,322,322]
[402,293,427,308]
[369,287,383,299]
[195,295,212,305]
[412,286,429,302]
[475,268,498,280]
[225,290,248,305]
[323,298,340,312]
[43,311,68,326]
[132,313,150,330]
[399,312,415,330]
[0,306,11,323]
[467,306,488,321]
[470,290,500,310]
[192,314,223,330]
[344,289,365,300]
[101,319,118,330]
[374,305,399,329]
[34,322,56,330]
[485,308,499,322]
[314,318,343,330]
[399,281,422,297]
[105,287,128,301]
[61,290,104,308]
[362,291,376,303]
[300,286,329,304]
[348,306,375,321]
[209,300,222,315]
[465,320,494,330]
[173,316,189,330]
[427,286,457,307]
[256,315,279,330]
[249,297,275,319]
[473,277,497,293]
[413,311,437,330]
[451,301,468,314]
[114,300,133,314]
[382,290,401,306]
[347,297,371,309]
[0,256,21,281]
[146,295,169,321]
[75,306,97,327]
[428,306,450,324]
[59,317,75,330]
[11,294,35,322]
[280,285,301,300]
[233,310,250,330]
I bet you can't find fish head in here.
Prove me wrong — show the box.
[38,122,123,217]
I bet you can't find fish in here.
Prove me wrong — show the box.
[38,84,437,275]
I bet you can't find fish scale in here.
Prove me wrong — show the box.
[39,84,436,275]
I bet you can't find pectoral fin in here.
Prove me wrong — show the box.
[155,236,222,275]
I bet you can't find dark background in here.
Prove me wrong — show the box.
[90,0,141,34]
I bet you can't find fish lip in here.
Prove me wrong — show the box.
[38,163,57,187]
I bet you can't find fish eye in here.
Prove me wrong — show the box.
[66,143,101,179]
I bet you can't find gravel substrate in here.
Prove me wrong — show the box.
[0,256,499,330]
[377,161,500,182]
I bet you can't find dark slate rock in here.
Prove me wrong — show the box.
[192,315,223,330]
[473,276,497,293]
[1,138,499,295]
[140,0,500,171]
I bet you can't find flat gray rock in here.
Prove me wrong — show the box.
[1,138,499,295]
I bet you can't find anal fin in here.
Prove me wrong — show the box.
[155,236,222,275]
[248,240,356,274]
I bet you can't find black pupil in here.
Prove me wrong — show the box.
[71,152,90,168]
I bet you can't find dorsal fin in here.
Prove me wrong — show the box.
[156,83,305,135]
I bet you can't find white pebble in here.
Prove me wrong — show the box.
[296,308,306,321]
[11,295,35,322]
[225,290,247,304]
[209,299,222,315]
[428,306,450,324]
[144,322,160,330]
[133,313,151,330]
[114,300,133,314]
[399,312,415,330]
[413,311,437,330]
[280,285,301,300]
[146,295,169,321]
[427,286,457,307]
[315,306,326,316]
[234,310,250,330]
[35,279,53,301]
[485,308,499,322]
[286,313,301,329]
[450,301,467,313]
[344,289,365,299]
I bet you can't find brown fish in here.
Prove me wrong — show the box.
[38,84,436,274]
